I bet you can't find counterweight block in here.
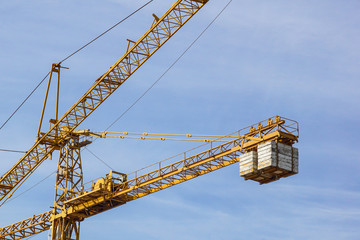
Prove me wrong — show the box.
[239,141,299,184]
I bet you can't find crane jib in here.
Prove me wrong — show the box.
[0,0,209,206]
[0,115,299,239]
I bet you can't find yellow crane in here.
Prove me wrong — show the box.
[0,0,209,206]
[0,1,299,239]
[0,116,299,240]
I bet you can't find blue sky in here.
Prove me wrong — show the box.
[1,0,360,239]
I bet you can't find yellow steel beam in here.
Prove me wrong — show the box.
[0,0,209,206]
[81,130,238,142]
[135,156,239,198]
[64,145,240,218]
[94,134,232,143]
[92,131,239,138]
[0,116,299,239]
[0,211,52,240]
[59,117,298,219]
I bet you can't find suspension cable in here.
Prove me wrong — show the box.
[0,148,27,153]
[0,0,153,132]
[0,170,56,207]
[59,0,153,64]
[86,0,234,171]
[105,0,233,131]
[0,72,50,132]
[0,1,153,206]
[85,147,113,170]
[0,0,234,206]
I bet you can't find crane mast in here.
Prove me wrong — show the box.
[51,137,84,240]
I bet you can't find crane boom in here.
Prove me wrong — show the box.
[0,211,52,240]
[0,0,209,205]
[0,116,299,240]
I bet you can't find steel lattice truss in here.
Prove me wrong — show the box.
[0,211,52,240]
[0,116,299,239]
[0,0,301,239]
[0,0,209,206]
[65,140,242,218]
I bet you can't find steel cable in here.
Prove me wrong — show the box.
[87,0,233,171]
[0,0,153,132]
[0,170,56,206]
[58,0,153,64]
[0,0,234,208]
[105,0,233,131]
[0,148,26,153]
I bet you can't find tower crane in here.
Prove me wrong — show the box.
[0,1,300,240]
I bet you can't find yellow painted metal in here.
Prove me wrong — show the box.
[0,0,209,206]
[51,218,80,240]
[77,129,239,142]
[0,1,301,240]
[0,211,52,240]
[0,116,299,239]
[37,64,59,139]
[104,135,227,142]
[93,131,239,138]
[37,64,68,141]
[61,117,297,218]
[50,138,84,240]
